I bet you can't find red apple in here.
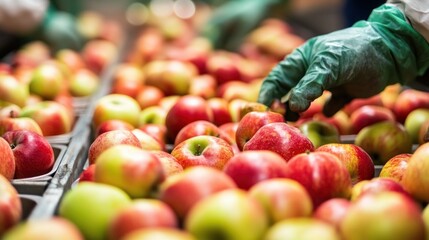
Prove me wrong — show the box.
[157,166,237,220]
[94,119,135,138]
[3,130,55,179]
[313,198,352,232]
[174,120,224,147]
[0,117,43,136]
[0,74,29,107]
[284,151,352,208]
[81,39,118,74]
[0,137,15,180]
[188,74,217,99]
[55,49,86,73]
[379,153,412,183]
[88,129,141,165]
[165,95,213,142]
[207,97,233,126]
[110,63,145,99]
[223,150,288,190]
[149,150,183,177]
[135,85,165,110]
[243,122,315,162]
[131,128,164,151]
[393,89,429,123]
[139,123,167,148]
[0,174,21,235]
[350,177,410,201]
[235,111,285,151]
[29,61,66,100]
[248,178,313,224]
[108,199,178,240]
[78,163,96,182]
[315,143,375,184]
[342,95,383,116]
[171,135,234,170]
[402,142,429,202]
[349,105,396,134]
[206,51,242,85]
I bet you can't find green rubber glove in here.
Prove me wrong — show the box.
[201,0,285,51]
[258,4,429,121]
[36,5,83,52]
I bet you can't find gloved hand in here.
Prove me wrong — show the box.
[201,0,284,51]
[258,4,429,121]
[36,5,83,52]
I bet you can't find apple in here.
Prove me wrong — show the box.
[248,178,313,224]
[11,41,50,68]
[131,128,164,151]
[235,110,285,151]
[78,163,96,182]
[207,97,233,126]
[298,91,331,120]
[121,228,196,240]
[2,217,84,240]
[0,117,43,136]
[110,63,145,99]
[228,98,249,123]
[19,100,74,136]
[313,198,352,232]
[139,123,167,148]
[354,121,413,165]
[157,166,237,220]
[379,153,412,183]
[68,68,99,97]
[223,150,288,190]
[350,177,410,201]
[264,218,341,240]
[92,94,141,128]
[393,88,429,123]
[0,102,21,119]
[135,85,165,110]
[88,129,141,165]
[418,119,429,144]
[94,119,135,138]
[349,105,396,134]
[3,130,55,179]
[315,143,375,184]
[0,174,21,235]
[206,51,242,85]
[298,120,341,148]
[0,137,15,180]
[342,95,383,116]
[171,135,234,170]
[284,151,352,208]
[149,150,183,177]
[29,61,65,100]
[129,28,164,64]
[184,189,268,240]
[189,74,217,99]
[108,199,178,240]
[313,109,353,135]
[81,39,118,74]
[238,102,270,120]
[58,182,131,240]
[402,142,429,202]
[165,95,213,142]
[0,74,29,107]
[404,108,429,144]
[55,48,86,73]
[243,122,315,162]
[174,120,224,147]
[138,106,168,126]
[340,191,425,240]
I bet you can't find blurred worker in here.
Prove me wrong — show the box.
[258,0,429,121]
[0,0,83,57]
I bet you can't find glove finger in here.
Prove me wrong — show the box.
[322,88,353,117]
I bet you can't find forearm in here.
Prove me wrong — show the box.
[0,0,48,35]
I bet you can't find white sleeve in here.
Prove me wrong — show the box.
[0,0,49,35]
[387,0,429,42]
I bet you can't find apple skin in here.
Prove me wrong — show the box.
[94,119,135,138]
[264,218,341,240]
[94,144,164,198]
[139,124,167,148]
[171,135,234,170]
[206,51,242,85]
[0,74,29,107]
[343,95,383,116]
[58,182,132,240]
[131,128,164,151]
[88,129,142,165]
[315,143,375,184]
[108,199,178,240]
[0,117,43,137]
[248,178,313,224]
[92,94,141,129]
[354,121,413,165]
[379,153,412,183]
[349,105,396,134]
[29,62,65,100]
[404,108,429,144]
[313,198,352,232]
[207,97,233,126]
[350,177,410,201]
[418,119,429,144]
[68,68,99,97]
[110,63,145,99]
[2,217,84,240]
[0,102,21,120]
[298,120,341,148]
[81,39,118,74]
[235,111,285,151]
[121,228,196,240]
[174,120,226,147]
[284,151,352,208]
[402,142,429,202]
[3,130,55,179]
[165,95,213,143]
[0,137,15,180]
[157,166,237,220]
[78,163,96,182]
[243,122,315,162]
[149,150,183,177]
[19,100,74,136]
[138,106,168,126]
[222,150,288,190]
[185,189,268,240]
[0,174,21,235]
[189,74,217,99]
[393,88,429,124]
[340,191,425,240]
[135,85,165,110]
[55,48,86,73]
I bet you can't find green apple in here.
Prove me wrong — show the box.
[404,108,429,144]
[121,228,196,240]
[264,218,341,240]
[0,74,29,107]
[185,189,269,240]
[94,144,164,198]
[402,142,429,202]
[298,120,341,148]
[92,94,141,128]
[68,69,99,97]
[58,182,132,240]
[29,62,65,100]
[138,106,167,126]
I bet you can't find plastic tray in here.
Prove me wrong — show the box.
[19,194,43,221]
